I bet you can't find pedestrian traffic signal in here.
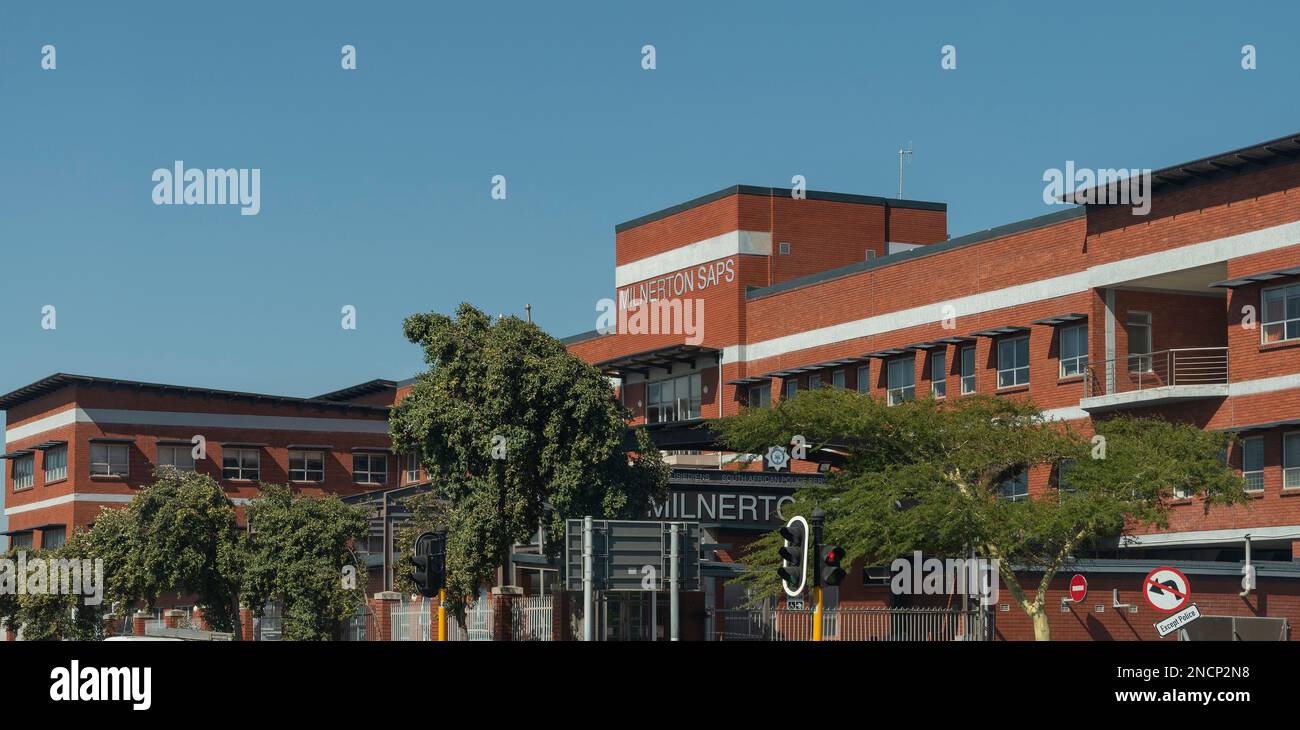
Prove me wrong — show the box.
[777,515,809,597]
[820,544,845,587]
[408,554,440,597]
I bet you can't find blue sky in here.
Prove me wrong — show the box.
[0,0,1297,403]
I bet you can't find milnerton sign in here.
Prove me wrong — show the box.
[644,468,823,527]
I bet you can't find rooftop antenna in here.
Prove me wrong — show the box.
[897,142,913,199]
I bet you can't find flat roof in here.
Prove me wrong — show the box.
[747,206,1085,301]
[0,373,391,414]
[314,378,399,402]
[615,184,946,233]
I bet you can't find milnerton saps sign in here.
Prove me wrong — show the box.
[645,469,822,526]
[617,258,736,309]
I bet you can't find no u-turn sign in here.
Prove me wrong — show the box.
[1143,566,1191,613]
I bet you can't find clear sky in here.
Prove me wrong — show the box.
[1,0,1297,402]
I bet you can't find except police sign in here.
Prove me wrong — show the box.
[1155,604,1202,637]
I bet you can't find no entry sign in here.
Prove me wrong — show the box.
[1143,566,1191,613]
[1068,574,1088,603]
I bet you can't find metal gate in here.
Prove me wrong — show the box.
[512,595,553,641]
[448,599,494,641]
[707,606,988,641]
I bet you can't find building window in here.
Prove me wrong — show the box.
[1127,311,1152,372]
[832,370,846,389]
[1262,284,1300,344]
[1053,459,1076,492]
[1285,433,1300,490]
[856,365,870,393]
[865,249,877,261]
[748,384,771,409]
[289,450,325,483]
[43,445,67,483]
[90,443,129,478]
[784,378,798,400]
[808,373,821,390]
[647,372,702,423]
[222,447,260,481]
[998,469,1028,501]
[9,532,33,550]
[12,454,35,490]
[960,345,976,394]
[997,336,1030,388]
[779,242,791,255]
[886,358,915,406]
[158,444,196,472]
[1242,436,1265,493]
[931,351,946,398]
[354,453,387,485]
[405,452,421,483]
[41,527,66,550]
[1059,325,1088,378]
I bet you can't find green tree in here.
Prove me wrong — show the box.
[83,468,248,635]
[0,530,108,641]
[714,389,1248,640]
[242,484,371,640]
[389,303,670,616]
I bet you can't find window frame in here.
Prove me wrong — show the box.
[748,383,771,409]
[1261,283,1300,345]
[1059,324,1089,378]
[886,357,916,406]
[960,345,976,394]
[12,453,35,491]
[998,469,1029,502]
[90,443,129,478]
[353,452,388,485]
[808,373,821,390]
[157,444,196,472]
[930,350,946,399]
[41,526,67,550]
[1242,436,1265,493]
[1126,311,1153,373]
[404,452,421,483]
[786,378,798,400]
[221,447,260,481]
[997,335,1030,388]
[646,372,702,423]
[288,449,325,483]
[856,364,870,394]
[832,370,846,390]
[1284,432,1300,490]
[43,444,68,483]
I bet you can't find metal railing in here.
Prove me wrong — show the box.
[390,599,437,641]
[512,595,553,641]
[1083,347,1227,398]
[447,599,494,641]
[707,606,988,642]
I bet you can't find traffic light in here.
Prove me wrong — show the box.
[776,516,809,596]
[409,529,448,597]
[819,544,846,587]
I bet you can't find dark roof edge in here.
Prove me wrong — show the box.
[560,329,604,346]
[614,185,946,233]
[0,373,392,414]
[747,206,1085,301]
[314,378,399,402]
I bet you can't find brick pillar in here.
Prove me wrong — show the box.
[163,609,184,629]
[369,591,401,642]
[491,586,522,641]
[132,610,149,637]
[239,607,255,642]
[551,590,571,641]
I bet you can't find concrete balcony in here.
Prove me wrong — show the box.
[1080,348,1228,413]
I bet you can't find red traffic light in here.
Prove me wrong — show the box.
[824,546,844,564]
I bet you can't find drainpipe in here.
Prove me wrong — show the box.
[1239,534,1255,598]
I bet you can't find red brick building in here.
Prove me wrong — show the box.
[5,132,1300,639]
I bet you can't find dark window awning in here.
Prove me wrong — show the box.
[0,529,33,537]
[863,348,910,359]
[934,336,975,345]
[1217,417,1300,433]
[89,437,135,444]
[1031,313,1088,326]
[904,341,947,351]
[969,326,1030,338]
[594,344,719,377]
[27,523,66,532]
[1209,266,1300,289]
[351,446,392,453]
[725,376,771,386]
[764,355,871,379]
[31,440,67,450]
[287,444,334,451]
[220,442,267,448]
[0,450,34,460]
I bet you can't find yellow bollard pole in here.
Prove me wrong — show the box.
[812,586,823,642]
[437,588,447,641]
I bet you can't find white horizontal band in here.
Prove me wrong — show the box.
[6,407,389,446]
[615,230,771,288]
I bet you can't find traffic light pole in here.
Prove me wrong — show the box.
[810,508,824,642]
[669,522,680,642]
[437,588,447,641]
[582,516,594,642]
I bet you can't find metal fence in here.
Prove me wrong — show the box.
[390,599,437,641]
[512,595,553,641]
[707,606,988,641]
[447,599,494,641]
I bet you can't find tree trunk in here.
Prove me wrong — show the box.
[1028,603,1051,641]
